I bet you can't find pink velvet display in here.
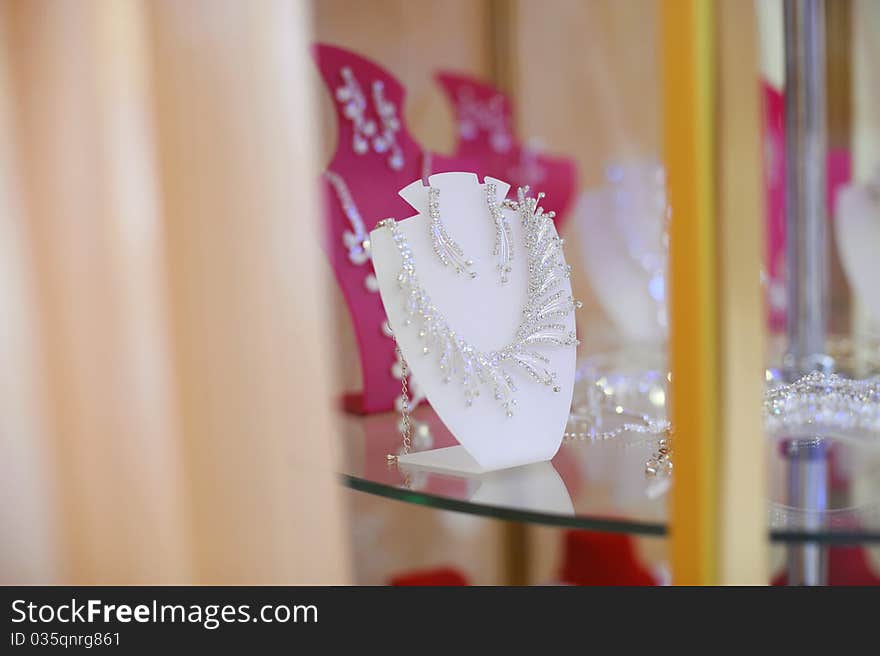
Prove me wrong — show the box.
[435,71,578,230]
[313,44,476,414]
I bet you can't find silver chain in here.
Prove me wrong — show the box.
[398,347,413,455]
[644,436,673,477]
[562,417,670,443]
[387,345,413,462]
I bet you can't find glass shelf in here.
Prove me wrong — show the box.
[339,404,880,543]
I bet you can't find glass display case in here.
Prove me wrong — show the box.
[314,0,880,585]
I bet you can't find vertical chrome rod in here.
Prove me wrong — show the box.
[784,0,829,374]
[784,440,829,586]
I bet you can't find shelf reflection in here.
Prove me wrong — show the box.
[340,403,668,534]
[767,434,880,538]
[399,459,575,516]
[339,400,880,542]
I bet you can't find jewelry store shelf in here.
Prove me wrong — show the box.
[338,406,880,544]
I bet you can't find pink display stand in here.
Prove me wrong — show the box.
[435,71,577,230]
[762,81,851,331]
[312,44,476,414]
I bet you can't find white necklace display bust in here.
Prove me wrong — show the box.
[836,180,880,326]
[370,172,577,473]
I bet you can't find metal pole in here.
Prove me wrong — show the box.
[784,0,830,375]
[784,440,829,586]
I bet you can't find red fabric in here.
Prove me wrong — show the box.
[390,567,469,586]
[826,445,849,492]
[772,546,880,586]
[560,530,655,586]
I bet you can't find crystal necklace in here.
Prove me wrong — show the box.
[765,370,880,437]
[566,368,880,480]
[379,186,580,417]
[563,370,673,478]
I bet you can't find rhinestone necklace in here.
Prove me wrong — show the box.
[765,370,880,437]
[379,186,580,417]
[564,368,673,477]
[566,369,880,480]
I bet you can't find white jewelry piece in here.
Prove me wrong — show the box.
[428,186,476,278]
[335,67,377,156]
[379,186,580,417]
[565,411,671,444]
[567,364,672,477]
[486,182,514,283]
[372,80,405,171]
[324,170,371,266]
[456,87,512,153]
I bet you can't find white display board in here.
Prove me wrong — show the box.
[370,172,577,473]
[574,185,667,344]
[836,184,880,325]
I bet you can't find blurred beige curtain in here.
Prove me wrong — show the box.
[0,0,349,584]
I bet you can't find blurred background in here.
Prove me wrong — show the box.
[2,0,880,585]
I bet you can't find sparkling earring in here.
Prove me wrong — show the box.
[486,182,513,283]
[457,88,512,153]
[335,67,376,155]
[371,80,404,170]
[428,187,476,278]
[485,95,513,154]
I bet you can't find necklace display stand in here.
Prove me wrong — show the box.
[836,178,880,324]
[435,71,578,230]
[313,44,476,414]
[345,400,580,512]
[573,161,668,344]
[370,172,577,473]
